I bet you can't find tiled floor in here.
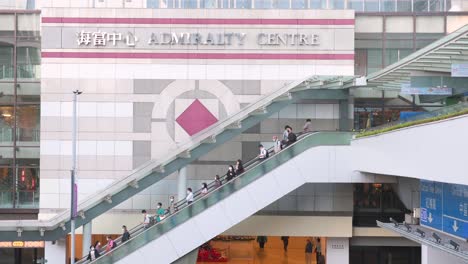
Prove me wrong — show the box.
[198,237,324,264]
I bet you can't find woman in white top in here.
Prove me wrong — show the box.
[201,183,208,195]
[186,188,194,204]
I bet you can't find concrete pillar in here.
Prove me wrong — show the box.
[82,221,92,254]
[326,237,349,264]
[45,239,66,264]
[339,98,352,131]
[177,167,187,201]
[421,244,466,264]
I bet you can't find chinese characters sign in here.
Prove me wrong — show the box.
[77,31,138,46]
[76,30,320,48]
[420,180,468,239]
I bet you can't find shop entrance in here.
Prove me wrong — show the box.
[0,248,44,264]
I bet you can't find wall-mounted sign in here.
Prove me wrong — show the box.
[401,84,452,95]
[421,180,468,240]
[76,30,320,48]
[451,63,468,77]
[0,241,45,248]
[330,244,345,249]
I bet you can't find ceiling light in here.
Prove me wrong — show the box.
[2,113,12,117]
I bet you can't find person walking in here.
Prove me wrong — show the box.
[285,126,297,147]
[303,119,312,133]
[256,236,268,250]
[235,159,245,175]
[281,236,289,252]
[86,245,100,261]
[186,188,194,204]
[168,196,176,214]
[142,209,152,228]
[156,202,166,221]
[315,237,322,261]
[282,125,289,142]
[201,183,208,195]
[214,175,222,188]
[105,235,116,252]
[305,238,313,264]
[226,165,236,181]
[273,136,281,154]
[257,144,268,160]
[121,225,130,243]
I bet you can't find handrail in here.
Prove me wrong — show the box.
[0,74,316,231]
[359,102,468,133]
[78,131,310,264]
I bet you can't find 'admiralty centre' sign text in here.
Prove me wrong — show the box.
[76,30,320,47]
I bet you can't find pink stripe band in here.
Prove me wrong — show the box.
[41,17,354,25]
[41,52,354,60]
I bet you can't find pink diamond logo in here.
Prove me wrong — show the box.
[176,99,218,136]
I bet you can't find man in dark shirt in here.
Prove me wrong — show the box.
[286,127,297,147]
[121,225,130,243]
[305,238,313,264]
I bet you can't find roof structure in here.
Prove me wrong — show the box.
[366,24,468,91]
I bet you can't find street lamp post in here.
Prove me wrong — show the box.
[71,90,82,264]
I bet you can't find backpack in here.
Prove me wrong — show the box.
[289,132,297,142]
[265,150,269,158]
[112,240,117,249]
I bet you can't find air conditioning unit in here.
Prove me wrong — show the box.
[413,208,421,219]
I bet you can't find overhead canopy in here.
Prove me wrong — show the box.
[366,24,468,91]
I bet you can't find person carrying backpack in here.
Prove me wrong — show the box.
[105,235,117,252]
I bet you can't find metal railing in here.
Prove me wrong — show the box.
[360,102,468,133]
[78,131,310,264]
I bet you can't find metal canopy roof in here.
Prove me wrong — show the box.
[366,24,468,90]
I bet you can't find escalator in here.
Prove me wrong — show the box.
[0,75,354,241]
[84,132,352,264]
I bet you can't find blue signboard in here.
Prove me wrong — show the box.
[420,180,443,231]
[442,183,468,238]
[420,180,468,240]
[451,63,468,77]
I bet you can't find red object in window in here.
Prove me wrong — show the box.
[21,169,25,182]
[31,177,36,189]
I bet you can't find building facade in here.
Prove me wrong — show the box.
[0,0,468,263]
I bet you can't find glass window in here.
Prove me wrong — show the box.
[365,0,379,11]
[181,0,198,8]
[397,0,412,11]
[367,49,383,74]
[0,43,14,80]
[414,0,428,11]
[147,0,159,7]
[429,0,443,11]
[202,0,218,7]
[385,48,412,66]
[255,0,271,8]
[0,166,14,208]
[382,0,396,11]
[0,106,14,143]
[349,0,364,11]
[16,46,40,79]
[330,0,345,9]
[236,0,252,8]
[310,0,326,8]
[16,105,40,143]
[16,166,39,208]
[291,0,306,8]
[273,0,290,8]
